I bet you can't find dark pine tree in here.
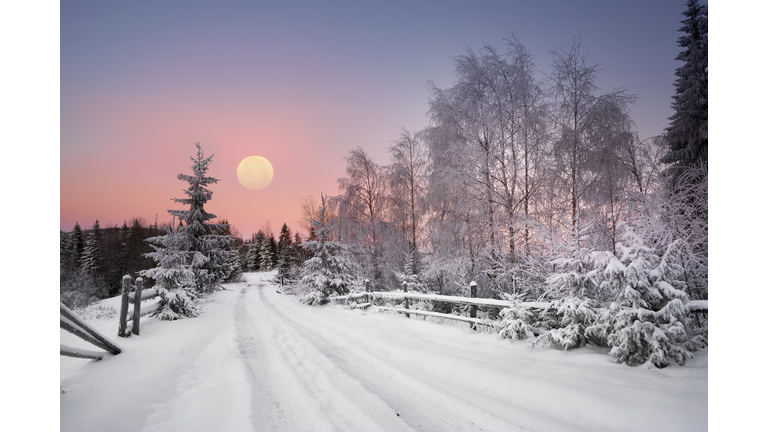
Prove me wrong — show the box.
[70,222,85,270]
[662,0,708,183]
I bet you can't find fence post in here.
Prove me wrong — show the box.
[132,277,143,335]
[469,281,478,331]
[118,275,131,337]
[403,281,410,318]
[365,279,371,305]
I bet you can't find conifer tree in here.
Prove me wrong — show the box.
[70,222,85,269]
[60,230,72,272]
[81,220,103,275]
[300,194,354,304]
[142,143,236,319]
[277,223,294,279]
[260,235,276,271]
[246,231,265,271]
[662,0,708,182]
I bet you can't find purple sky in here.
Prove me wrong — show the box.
[60,0,697,239]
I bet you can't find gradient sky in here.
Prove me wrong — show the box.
[61,0,697,240]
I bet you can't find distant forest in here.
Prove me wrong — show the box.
[59,217,302,308]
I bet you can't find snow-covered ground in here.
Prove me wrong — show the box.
[60,271,707,431]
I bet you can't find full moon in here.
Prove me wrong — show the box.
[237,155,274,190]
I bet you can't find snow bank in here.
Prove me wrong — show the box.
[60,285,251,432]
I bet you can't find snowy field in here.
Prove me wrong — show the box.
[60,271,707,432]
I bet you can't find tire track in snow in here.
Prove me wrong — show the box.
[235,274,414,432]
[254,281,528,432]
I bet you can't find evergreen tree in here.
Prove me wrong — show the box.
[299,194,354,305]
[119,221,131,278]
[81,220,103,275]
[278,223,293,251]
[246,231,265,271]
[142,221,199,320]
[60,230,72,272]
[662,0,708,182]
[276,223,294,279]
[260,234,276,271]
[142,143,236,318]
[70,222,85,269]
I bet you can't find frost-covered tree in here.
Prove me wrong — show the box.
[337,147,386,288]
[260,235,276,271]
[548,38,638,249]
[537,222,706,367]
[388,129,428,274]
[141,221,199,320]
[300,194,354,305]
[81,220,103,275]
[245,231,264,271]
[141,143,235,319]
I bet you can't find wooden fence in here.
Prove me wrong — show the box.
[118,275,161,337]
[60,303,122,361]
[330,282,709,332]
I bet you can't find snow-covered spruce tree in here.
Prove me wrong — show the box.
[299,194,354,305]
[260,235,276,271]
[530,297,601,350]
[585,223,705,367]
[531,222,705,366]
[140,222,199,320]
[497,293,537,341]
[245,231,264,271]
[81,220,103,276]
[141,143,236,319]
[592,223,705,367]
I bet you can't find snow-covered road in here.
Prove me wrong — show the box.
[60,272,707,432]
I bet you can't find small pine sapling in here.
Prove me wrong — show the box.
[531,297,601,350]
[497,293,536,341]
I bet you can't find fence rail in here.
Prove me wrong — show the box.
[60,302,122,361]
[330,286,708,331]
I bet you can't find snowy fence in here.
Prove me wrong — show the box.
[118,276,160,337]
[60,302,122,361]
[330,284,708,332]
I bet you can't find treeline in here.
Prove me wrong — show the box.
[296,5,707,308]
[59,216,308,308]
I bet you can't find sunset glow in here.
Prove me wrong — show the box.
[60,1,689,239]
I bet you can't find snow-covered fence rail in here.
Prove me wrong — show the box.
[60,303,122,361]
[330,286,708,331]
[118,276,160,337]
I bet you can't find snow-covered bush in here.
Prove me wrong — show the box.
[530,223,707,367]
[153,288,200,321]
[532,297,601,350]
[497,294,536,341]
[603,299,707,367]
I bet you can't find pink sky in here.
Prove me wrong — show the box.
[60,0,692,240]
